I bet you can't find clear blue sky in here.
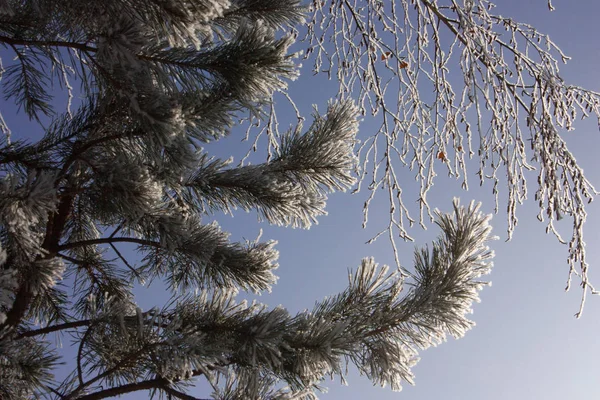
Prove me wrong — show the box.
[201,1,600,399]
[4,1,600,399]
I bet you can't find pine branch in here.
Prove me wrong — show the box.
[70,378,164,400]
[71,372,209,400]
[187,101,358,228]
[77,323,94,387]
[58,237,162,251]
[108,243,142,281]
[162,386,206,400]
[0,34,97,53]
[64,343,157,400]
[0,192,74,333]
[16,320,92,339]
[16,308,176,339]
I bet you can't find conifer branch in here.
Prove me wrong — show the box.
[72,372,208,400]
[0,192,74,333]
[58,237,162,251]
[0,35,97,53]
[16,320,92,339]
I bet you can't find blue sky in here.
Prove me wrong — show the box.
[208,1,600,399]
[159,1,600,398]
[3,0,600,399]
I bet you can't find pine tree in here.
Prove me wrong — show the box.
[0,0,495,398]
